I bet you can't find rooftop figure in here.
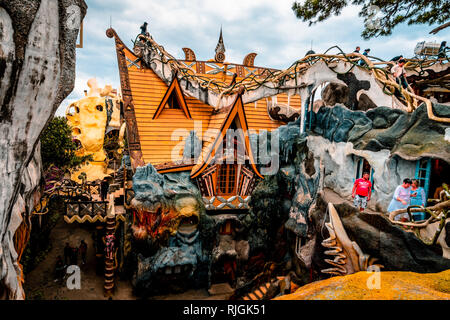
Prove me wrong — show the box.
[140,22,148,36]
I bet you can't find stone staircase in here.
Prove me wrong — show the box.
[241,276,286,300]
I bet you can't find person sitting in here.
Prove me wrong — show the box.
[352,172,372,212]
[409,179,426,221]
[388,178,412,221]
[359,48,370,66]
[433,182,449,200]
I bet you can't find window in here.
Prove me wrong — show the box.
[167,94,180,109]
[415,158,431,192]
[220,122,245,162]
[219,220,233,235]
[217,164,236,195]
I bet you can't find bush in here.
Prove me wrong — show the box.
[40,116,91,170]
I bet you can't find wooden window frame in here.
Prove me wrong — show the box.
[216,164,237,196]
[219,220,233,235]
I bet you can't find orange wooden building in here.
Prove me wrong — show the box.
[108,28,301,210]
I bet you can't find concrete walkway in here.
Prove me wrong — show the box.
[322,187,382,215]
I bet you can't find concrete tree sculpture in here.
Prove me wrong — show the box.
[0,0,87,299]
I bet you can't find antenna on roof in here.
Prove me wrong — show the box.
[311,40,313,50]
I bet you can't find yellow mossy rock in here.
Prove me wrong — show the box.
[70,162,113,184]
[275,270,450,300]
[65,78,121,183]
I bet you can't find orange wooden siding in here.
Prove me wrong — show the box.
[126,51,301,166]
[128,67,213,165]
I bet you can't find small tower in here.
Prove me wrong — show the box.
[215,27,226,63]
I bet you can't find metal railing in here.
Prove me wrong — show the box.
[65,200,108,217]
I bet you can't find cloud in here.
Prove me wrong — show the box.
[56,71,118,116]
[55,0,449,115]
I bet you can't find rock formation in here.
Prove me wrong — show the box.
[0,0,86,299]
[275,269,450,300]
[66,78,121,183]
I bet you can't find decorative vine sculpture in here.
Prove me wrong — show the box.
[135,33,450,123]
[322,203,382,276]
[389,185,450,247]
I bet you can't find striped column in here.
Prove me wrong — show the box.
[104,195,116,297]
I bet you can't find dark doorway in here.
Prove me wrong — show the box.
[354,156,374,189]
[429,159,450,200]
[211,254,237,287]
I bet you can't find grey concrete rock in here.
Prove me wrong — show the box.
[312,103,450,161]
[313,105,372,143]
[310,196,450,273]
[0,0,87,299]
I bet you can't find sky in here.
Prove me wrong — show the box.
[57,0,449,116]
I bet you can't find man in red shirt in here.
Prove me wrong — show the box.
[352,172,372,212]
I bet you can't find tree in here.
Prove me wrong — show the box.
[40,116,91,170]
[292,0,450,39]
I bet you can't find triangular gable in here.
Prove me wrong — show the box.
[191,94,263,179]
[152,76,192,120]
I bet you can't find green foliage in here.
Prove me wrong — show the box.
[291,0,450,39]
[29,289,45,300]
[40,116,91,170]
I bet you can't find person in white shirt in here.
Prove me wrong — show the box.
[391,59,408,89]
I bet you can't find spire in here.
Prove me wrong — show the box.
[215,26,226,62]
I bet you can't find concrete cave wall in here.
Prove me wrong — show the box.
[125,101,450,295]
[281,102,450,279]
[0,0,87,299]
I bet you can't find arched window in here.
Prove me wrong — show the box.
[217,164,236,195]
